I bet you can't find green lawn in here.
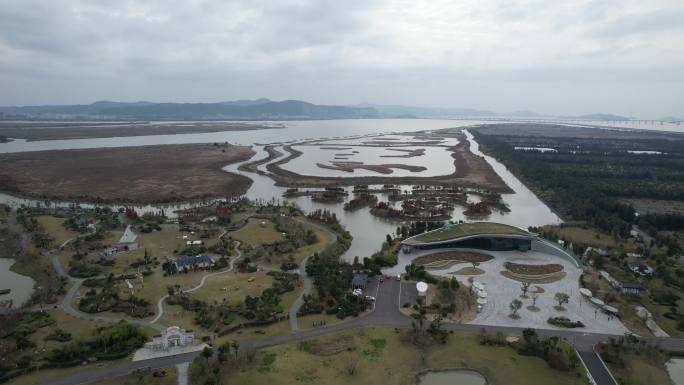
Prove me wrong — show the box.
[90,366,177,385]
[35,215,80,247]
[222,327,588,385]
[414,222,528,242]
[228,219,284,247]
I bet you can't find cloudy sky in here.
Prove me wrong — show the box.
[0,0,682,117]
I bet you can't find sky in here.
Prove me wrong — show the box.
[0,0,682,118]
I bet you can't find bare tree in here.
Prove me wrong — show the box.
[520,282,530,298]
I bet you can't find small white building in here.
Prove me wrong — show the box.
[116,225,139,251]
[101,225,139,257]
[145,326,195,351]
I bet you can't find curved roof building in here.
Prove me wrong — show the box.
[402,222,533,252]
[401,222,580,267]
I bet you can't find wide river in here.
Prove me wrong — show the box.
[0,118,572,303]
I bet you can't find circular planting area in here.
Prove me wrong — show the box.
[500,262,566,284]
[413,251,493,271]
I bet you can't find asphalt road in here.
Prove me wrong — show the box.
[38,273,684,385]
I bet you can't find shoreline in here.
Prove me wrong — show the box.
[0,122,282,142]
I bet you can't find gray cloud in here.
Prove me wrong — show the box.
[0,0,682,118]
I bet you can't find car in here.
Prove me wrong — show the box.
[365,295,376,302]
[396,274,401,281]
[379,277,384,283]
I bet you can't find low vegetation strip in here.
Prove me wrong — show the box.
[413,251,493,266]
[414,222,528,242]
[504,262,564,275]
[501,270,567,284]
[0,143,255,203]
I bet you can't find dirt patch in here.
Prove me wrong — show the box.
[0,143,255,203]
[307,335,356,356]
[238,145,282,174]
[414,251,493,266]
[450,267,485,275]
[317,162,427,174]
[380,148,426,158]
[504,262,564,275]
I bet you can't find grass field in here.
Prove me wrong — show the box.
[6,357,133,385]
[605,353,672,385]
[189,271,277,304]
[413,222,528,242]
[228,219,284,247]
[544,225,640,250]
[222,327,588,385]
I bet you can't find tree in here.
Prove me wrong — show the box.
[200,346,213,359]
[531,293,539,308]
[386,234,393,245]
[471,261,480,270]
[520,282,530,298]
[555,292,570,309]
[510,299,522,317]
[231,340,240,359]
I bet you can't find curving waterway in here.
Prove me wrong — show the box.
[0,119,562,303]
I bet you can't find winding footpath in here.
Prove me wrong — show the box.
[287,217,338,332]
[47,231,243,332]
[151,239,242,324]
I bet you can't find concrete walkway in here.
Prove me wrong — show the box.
[176,362,189,385]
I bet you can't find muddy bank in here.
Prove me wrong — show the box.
[263,131,512,192]
[317,162,427,174]
[0,121,279,141]
[0,143,255,203]
[238,145,283,174]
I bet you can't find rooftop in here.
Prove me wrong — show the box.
[175,254,214,267]
[118,224,137,244]
[410,222,529,243]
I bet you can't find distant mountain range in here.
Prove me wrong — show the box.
[356,103,546,118]
[0,99,379,120]
[563,113,632,121]
[0,98,664,122]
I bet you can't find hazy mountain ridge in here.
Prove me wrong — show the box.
[0,99,648,121]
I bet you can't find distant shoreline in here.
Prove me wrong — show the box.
[0,121,282,141]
